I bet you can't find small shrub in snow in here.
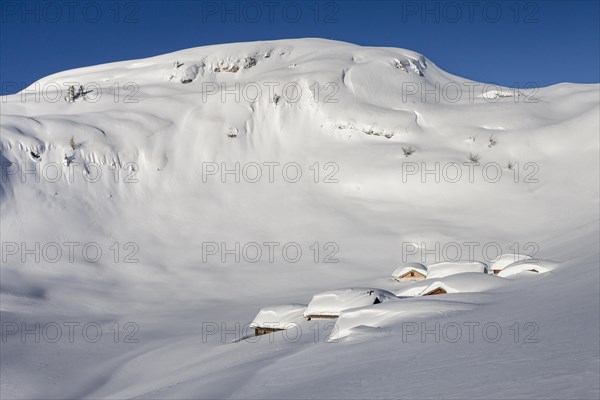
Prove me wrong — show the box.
[468,153,481,163]
[507,161,515,170]
[488,136,498,148]
[402,146,416,157]
[69,136,76,150]
[64,154,75,166]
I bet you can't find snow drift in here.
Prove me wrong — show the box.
[304,288,397,318]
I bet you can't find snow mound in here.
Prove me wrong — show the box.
[392,262,427,280]
[330,297,474,341]
[426,261,488,279]
[490,253,533,273]
[250,304,307,328]
[304,288,398,318]
[498,259,558,277]
[420,272,507,295]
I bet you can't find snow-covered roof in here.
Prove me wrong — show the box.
[490,253,533,271]
[250,304,307,328]
[304,288,397,317]
[497,260,557,277]
[392,262,427,277]
[426,261,487,279]
[419,272,506,295]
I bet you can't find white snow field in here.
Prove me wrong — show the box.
[0,39,599,399]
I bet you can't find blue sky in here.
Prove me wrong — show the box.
[1,0,599,94]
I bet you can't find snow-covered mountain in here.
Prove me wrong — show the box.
[1,39,598,399]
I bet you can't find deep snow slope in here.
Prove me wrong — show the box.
[0,39,599,399]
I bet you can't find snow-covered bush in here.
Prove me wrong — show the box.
[468,153,481,163]
[402,146,416,157]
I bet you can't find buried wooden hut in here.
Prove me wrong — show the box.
[249,304,306,336]
[419,272,508,296]
[392,262,427,281]
[497,259,557,277]
[304,288,397,321]
[422,286,447,296]
[489,253,532,275]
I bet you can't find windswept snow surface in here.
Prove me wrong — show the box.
[0,39,599,399]
[330,296,476,341]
